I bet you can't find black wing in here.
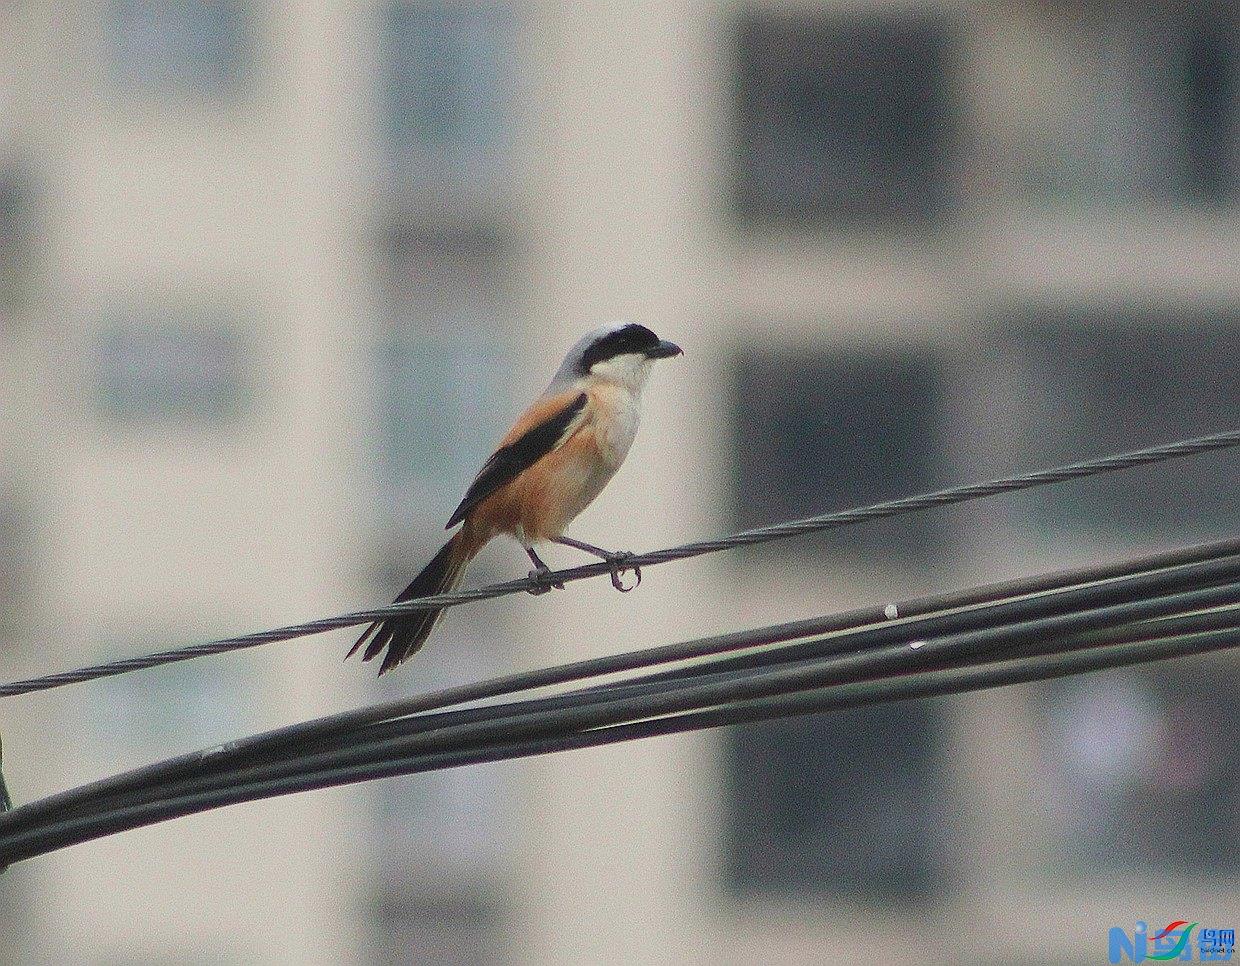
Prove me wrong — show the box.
[445,392,588,529]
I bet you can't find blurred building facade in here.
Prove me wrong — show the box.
[0,2,1237,964]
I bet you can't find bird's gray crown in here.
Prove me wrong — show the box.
[549,321,660,388]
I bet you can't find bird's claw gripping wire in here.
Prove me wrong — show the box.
[550,536,642,592]
[525,546,565,595]
[604,552,641,593]
[526,566,566,596]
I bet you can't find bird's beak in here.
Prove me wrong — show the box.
[649,339,683,359]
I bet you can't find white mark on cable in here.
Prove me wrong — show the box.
[909,640,926,650]
[884,603,899,620]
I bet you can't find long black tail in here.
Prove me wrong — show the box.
[347,532,472,675]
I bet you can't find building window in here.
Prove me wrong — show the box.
[370,893,504,966]
[730,346,951,563]
[367,614,515,885]
[733,12,955,227]
[383,3,515,195]
[377,330,510,522]
[0,496,27,635]
[106,0,253,95]
[1181,10,1240,203]
[724,700,953,902]
[0,163,34,313]
[1033,662,1240,876]
[93,310,253,425]
[375,218,514,522]
[997,311,1240,548]
[986,4,1239,205]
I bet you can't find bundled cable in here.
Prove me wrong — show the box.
[0,536,1235,867]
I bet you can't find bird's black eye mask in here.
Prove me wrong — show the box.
[576,324,661,374]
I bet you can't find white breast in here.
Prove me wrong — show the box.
[589,383,642,470]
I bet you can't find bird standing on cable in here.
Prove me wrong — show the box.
[349,322,683,675]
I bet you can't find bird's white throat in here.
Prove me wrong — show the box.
[586,352,655,395]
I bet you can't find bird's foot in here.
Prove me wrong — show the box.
[603,552,641,593]
[527,565,566,595]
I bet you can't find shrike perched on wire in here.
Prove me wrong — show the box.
[349,321,683,675]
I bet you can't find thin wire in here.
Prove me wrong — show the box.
[1,430,1237,698]
[8,538,1237,834]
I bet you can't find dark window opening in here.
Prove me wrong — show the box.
[733,12,956,227]
[723,700,953,902]
[731,346,951,563]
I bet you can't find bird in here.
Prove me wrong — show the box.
[349,321,683,675]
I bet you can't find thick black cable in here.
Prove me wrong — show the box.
[131,580,1238,800]
[76,585,1240,830]
[7,565,1236,847]
[9,535,1240,838]
[397,622,1240,793]
[7,540,1236,834]
[2,430,1236,697]
[611,549,1240,689]
[216,556,1240,767]
[208,607,1240,798]
[974,606,1239,663]
[4,567,1235,863]
[2,620,1236,866]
